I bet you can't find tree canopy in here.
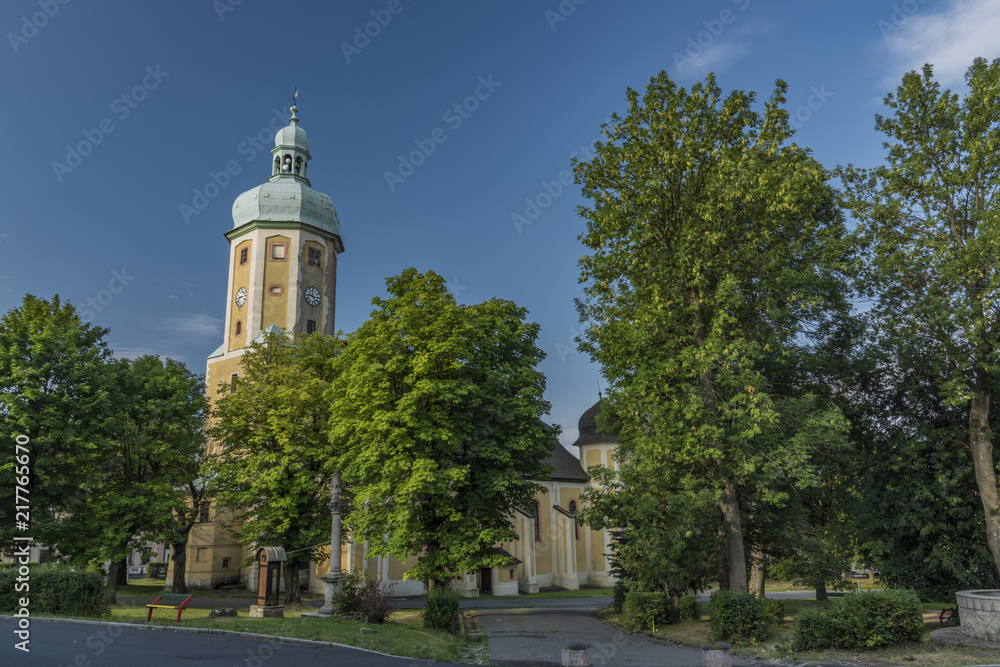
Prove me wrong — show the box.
[839,56,1000,578]
[328,268,555,585]
[206,329,343,604]
[575,71,853,591]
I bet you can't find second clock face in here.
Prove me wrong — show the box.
[304,286,321,307]
[235,287,247,308]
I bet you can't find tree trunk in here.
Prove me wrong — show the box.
[104,560,121,604]
[689,288,749,592]
[867,568,875,585]
[116,556,128,585]
[717,545,730,592]
[970,378,1000,578]
[720,478,748,591]
[749,547,765,597]
[170,541,188,593]
[283,559,301,605]
[815,581,828,602]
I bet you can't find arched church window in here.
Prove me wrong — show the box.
[294,156,302,174]
[533,500,541,542]
[274,156,280,175]
[235,320,242,336]
[283,154,292,172]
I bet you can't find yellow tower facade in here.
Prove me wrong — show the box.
[182,104,344,589]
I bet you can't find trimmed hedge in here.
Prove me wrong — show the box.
[679,593,700,621]
[0,567,109,617]
[622,591,678,631]
[423,585,461,634]
[709,591,774,645]
[792,589,923,651]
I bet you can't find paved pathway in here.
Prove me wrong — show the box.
[473,604,757,667]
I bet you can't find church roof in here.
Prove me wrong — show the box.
[231,179,340,236]
[542,442,590,482]
[571,400,619,447]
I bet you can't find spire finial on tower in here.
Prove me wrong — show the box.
[290,87,299,123]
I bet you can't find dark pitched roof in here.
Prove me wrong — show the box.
[540,442,590,482]
[571,400,619,447]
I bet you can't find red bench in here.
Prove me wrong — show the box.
[146,593,194,622]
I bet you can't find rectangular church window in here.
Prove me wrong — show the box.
[309,247,321,266]
[306,320,317,334]
[239,248,248,265]
[270,242,287,261]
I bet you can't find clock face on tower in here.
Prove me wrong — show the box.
[235,287,247,308]
[304,286,321,307]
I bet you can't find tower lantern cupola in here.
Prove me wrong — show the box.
[270,104,312,185]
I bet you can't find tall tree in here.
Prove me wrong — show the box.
[575,71,853,590]
[839,57,1000,578]
[57,355,206,603]
[207,330,343,604]
[0,295,113,552]
[328,269,554,586]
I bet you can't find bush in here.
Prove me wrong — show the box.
[332,570,396,623]
[761,596,784,623]
[622,591,678,631]
[0,566,108,617]
[423,585,461,634]
[709,591,773,645]
[792,608,836,650]
[612,580,627,613]
[679,593,700,621]
[148,562,168,579]
[791,589,923,651]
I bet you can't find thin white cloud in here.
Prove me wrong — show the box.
[144,313,222,338]
[671,17,774,79]
[880,0,1000,88]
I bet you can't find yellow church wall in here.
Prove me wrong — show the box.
[228,239,253,353]
[262,235,291,331]
[585,448,601,470]
[590,528,606,572]
[534,490,553,577]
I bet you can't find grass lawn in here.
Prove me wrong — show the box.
[603,597,995,667]
[47,592,465,663]
[115,579,321,600]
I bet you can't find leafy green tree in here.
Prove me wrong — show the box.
[574,71,853,590]
[0,295,113,551]
[844,326,1000,600]
[57,355,206,603]
[207,330,343,604]
[328,269,554,586]
[839,57,1000,578]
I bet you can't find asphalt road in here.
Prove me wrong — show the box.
[0,618,447,667]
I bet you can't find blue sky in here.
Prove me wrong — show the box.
[1,0,997,448]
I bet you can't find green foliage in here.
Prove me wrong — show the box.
[791,607,835,650]
[761,596,784,623]
[208,330,345,602]
[622,592,678,631]
[332,570,396,624]
[575,70,853,591]
[148,562,168,579]
[791,590,923,651]
[612,580,627,613]
[709,591,774,645]
[838,56,1000,578]
[679,593,700,621]
[423,585,461,634]
[0,295,113,551]
[329,269,554,585]
[0,566,109,617]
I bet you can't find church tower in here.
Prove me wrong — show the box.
[184,104,344,589]
[205,103,344,392]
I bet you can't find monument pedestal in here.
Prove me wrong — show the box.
[249,605,284,618]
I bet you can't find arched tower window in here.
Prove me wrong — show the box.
[294,156,302,174]
[282,154,292,172]
[273,156,280,175]
[569,500,579,541]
